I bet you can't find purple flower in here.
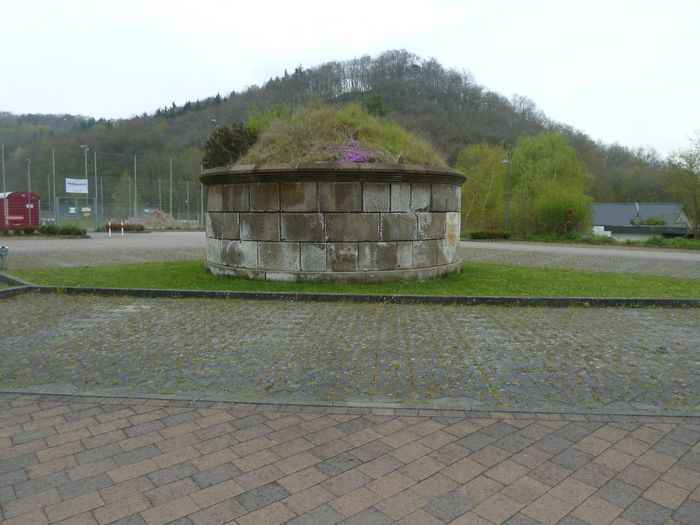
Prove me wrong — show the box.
[333,140,378,163]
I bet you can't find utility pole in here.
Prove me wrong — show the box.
[1,144,7,228]
[26,158,31,193]
[169,157,173,216]
[501,155,512,232]
[25,159,31,223]
[47,173,51,216]
[133,155,137,217]
[200,183,204,228]
[158,179,162,210]
[94,150,98,230]
[52,148,57,225]
[80,145,89,209]
[186,180,190,221]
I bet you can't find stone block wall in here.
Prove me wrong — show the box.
[201,164,465,282]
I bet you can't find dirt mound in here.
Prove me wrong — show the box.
[133,210,182,229]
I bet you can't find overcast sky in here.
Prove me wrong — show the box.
[2,0,698,156]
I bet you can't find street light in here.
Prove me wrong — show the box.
[25,159,31,224]
[80,145,89,209]
[501,156,512,232]
[25,159,31,193]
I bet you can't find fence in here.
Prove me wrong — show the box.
[3,148,206,230]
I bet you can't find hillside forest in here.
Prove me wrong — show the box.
[0,50,697,235]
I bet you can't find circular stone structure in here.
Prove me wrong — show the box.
[200,163,466,282]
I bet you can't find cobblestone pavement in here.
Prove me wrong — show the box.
[2,294,698,414]
[1,393,698,525]
[460,241,700,279]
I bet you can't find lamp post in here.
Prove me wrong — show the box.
[25,159,31,224]
[501,156,512,232]
[25,158,31,193]
[1,144,7,227]
[80,145,89,210]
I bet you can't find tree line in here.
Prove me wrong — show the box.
[0,50,693,232]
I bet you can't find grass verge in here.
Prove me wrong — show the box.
[10,260,700,298]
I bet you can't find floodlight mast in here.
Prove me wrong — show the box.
[501,157,512,232]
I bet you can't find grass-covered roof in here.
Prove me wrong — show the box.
[236,103,447,167]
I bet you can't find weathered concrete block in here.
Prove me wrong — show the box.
[280,182,317,212]
[411,183,431,211]
[396,241,413,269]
[325,213,379,242]
[281,213,324,242]
[363,182,391,212]
[207,186,223,212]
[445,212,460,246]
[221,240,257,268]
[432,184,460,211]
[206,212,223,239]
[301,243,327,272]
[250,183,279,211]
[327,243,358,271]
[206,238,222,265]
[380,213,416,241]
[437,239,459,265]
[391,183,411,212]
[222,213,240,240]
[359,242,396,271]
[416,212,446,240]
[222,184,249,212]
[413,240,438,268]
[239,213,279,241]
[258,242,300,271]
[318,182,362,212]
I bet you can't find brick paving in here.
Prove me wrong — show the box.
[0,393,698,524]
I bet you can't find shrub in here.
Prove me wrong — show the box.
[470,230,511,240]
[58,224,87,236]
[39,224,60,235]
[202,123,258,169]
[22,225,36,235]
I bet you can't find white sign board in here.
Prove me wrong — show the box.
[65,178,88,194]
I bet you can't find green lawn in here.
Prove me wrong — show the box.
[10,260,700,298]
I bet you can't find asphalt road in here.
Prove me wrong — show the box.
[2,233,698,278]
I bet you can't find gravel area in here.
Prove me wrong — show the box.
[2,293,698,414]
[460,241,700,279]
[1,231,205,269]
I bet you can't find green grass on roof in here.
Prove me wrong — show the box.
[239,103,447,167]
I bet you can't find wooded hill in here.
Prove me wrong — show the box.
[0,50,670,210]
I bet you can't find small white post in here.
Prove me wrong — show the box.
[120,220,124,236]
[108,220,112,238]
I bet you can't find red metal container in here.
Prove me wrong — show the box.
[0,192,40,228]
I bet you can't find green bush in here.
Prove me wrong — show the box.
[470,230,511,240]
[58,224,87,236]
[39,224,60,235]
[22,225,36,235]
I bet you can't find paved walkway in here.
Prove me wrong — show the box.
[1,393,698,525]
[460,241,700,279]
[4,234,699,279]
[1,294,699,414]
[2,236,699,523]
[1,232,205,269]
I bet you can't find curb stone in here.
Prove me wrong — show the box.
[7,284,700,308]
